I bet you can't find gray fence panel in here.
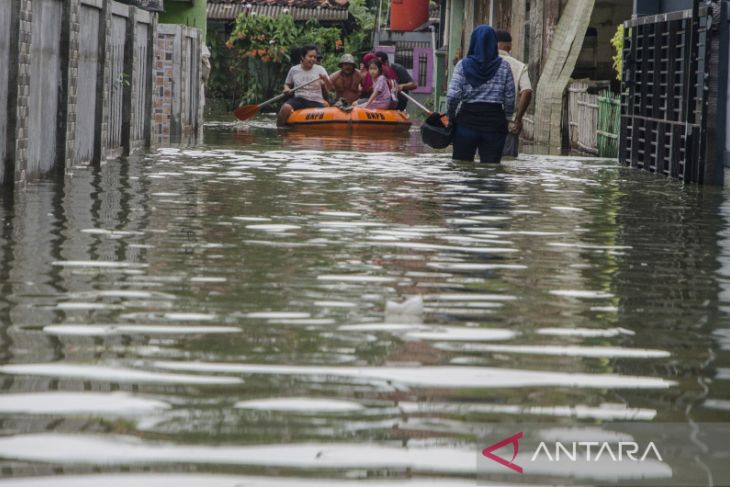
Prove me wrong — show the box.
[132,20,149,143]
[28,0,63,177]
[172,28,182,137]
[75,4,102,165]
[188,34,199,134]
[0,1,11,183]
[181,34,191,132]
[107,11,127,152]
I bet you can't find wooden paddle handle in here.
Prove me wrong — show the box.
[258,72,340,109]
[254,78,318,108]
[400,91,432,114]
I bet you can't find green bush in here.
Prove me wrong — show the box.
[610,24,624,81]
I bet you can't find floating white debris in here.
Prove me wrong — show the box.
[385,296,424,323]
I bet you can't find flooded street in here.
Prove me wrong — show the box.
[0,118,728,485]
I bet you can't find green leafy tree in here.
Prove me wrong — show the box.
[208,2,378,109]
[610,24,624,81]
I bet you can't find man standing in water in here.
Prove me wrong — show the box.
[496,31,532,157]
[330,54,362,106]
[277,45,334,127]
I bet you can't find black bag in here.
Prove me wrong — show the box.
[420,112,453,149]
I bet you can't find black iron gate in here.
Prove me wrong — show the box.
[620,4,712,183]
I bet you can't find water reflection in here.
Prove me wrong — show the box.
[0,122,728,483]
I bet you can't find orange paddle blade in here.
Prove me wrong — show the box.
[233,104,261,121]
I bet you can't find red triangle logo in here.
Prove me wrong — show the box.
[482,432,524,474]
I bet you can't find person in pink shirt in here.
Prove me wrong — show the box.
[356,60,396,110]
[360,52,396,99]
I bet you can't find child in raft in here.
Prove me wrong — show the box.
[355,60,396,110]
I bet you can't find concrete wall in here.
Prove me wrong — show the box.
[0,0,204,187]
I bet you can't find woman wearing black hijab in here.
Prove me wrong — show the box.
[447,25,516,163]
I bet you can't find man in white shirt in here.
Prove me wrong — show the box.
[496,31,533,157]
[277,45,334,127]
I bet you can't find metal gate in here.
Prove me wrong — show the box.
[620,4,711,183]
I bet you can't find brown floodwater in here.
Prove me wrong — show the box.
[0,117,728,486]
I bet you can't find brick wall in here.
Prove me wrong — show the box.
[153,26,175,141]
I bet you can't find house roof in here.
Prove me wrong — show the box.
[210,0,348,8]
[208,0,350,22]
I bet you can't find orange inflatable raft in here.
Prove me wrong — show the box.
[286,106,412,131]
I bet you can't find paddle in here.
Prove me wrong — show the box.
[399,91,449,125]
[233,77,320,121]
[233,76,323,121]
